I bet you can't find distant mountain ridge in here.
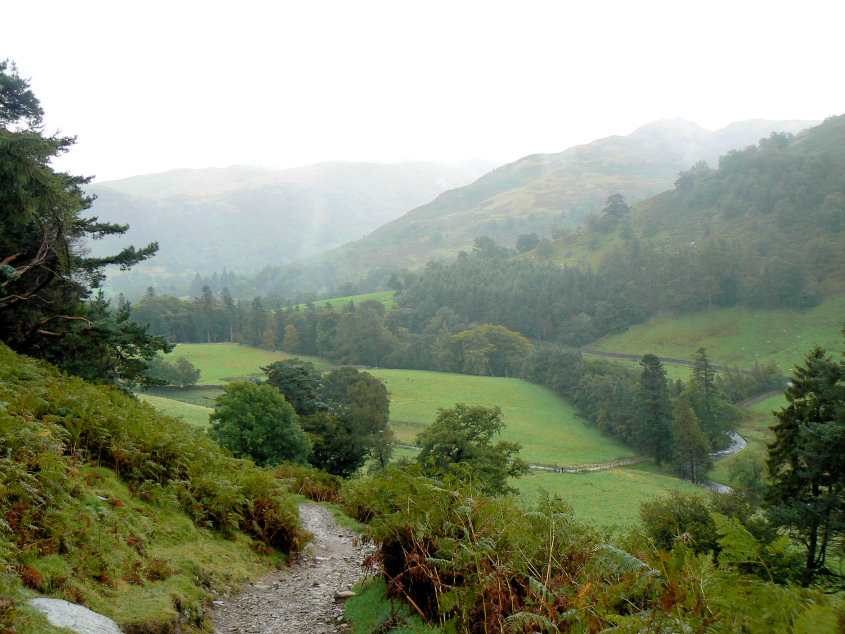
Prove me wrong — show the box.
[251,118,815,295]
[87,160,492,298]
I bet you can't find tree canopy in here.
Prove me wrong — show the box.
[262,358,322,416]
[415,403,528,495]
[209,381,311,467]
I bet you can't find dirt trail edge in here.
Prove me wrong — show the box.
[212,503,375,633]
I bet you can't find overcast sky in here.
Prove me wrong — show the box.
[3,0,843,182]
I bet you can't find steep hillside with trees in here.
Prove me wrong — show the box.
[554,114,845,295]
[245,118,814,296]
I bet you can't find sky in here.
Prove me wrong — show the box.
[3,0,844,182]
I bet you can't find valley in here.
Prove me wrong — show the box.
[3,53,844,631]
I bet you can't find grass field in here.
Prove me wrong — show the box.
[162,343,331,384]
[369,368,636,467]
[144,345,716,529]
[581,354,692,382]
[138,392,213,428]
[514,462,703,529]
[144,386,223,407]
[297,290,397,312]
[592,295,845,372]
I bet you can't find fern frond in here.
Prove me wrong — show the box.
[504,611,560,633]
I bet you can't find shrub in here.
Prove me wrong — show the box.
[209,381,311,467]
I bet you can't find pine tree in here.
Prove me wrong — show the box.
[689,347,740,448]
[672,393,710,482]
[635,354,674,464]
[220,287,236,341]
[690,347,717,430]
[766,345,845,584]
[0,61,165,383]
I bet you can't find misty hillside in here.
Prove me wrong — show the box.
[545,113,845,297]
[87,161,491,298]
[249,118,814,295]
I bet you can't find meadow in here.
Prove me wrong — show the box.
[369,368,637,467]
[580,354,692,382]
[138,392,213,428]
[162,343,331,384]
[296,290,397,312]
[514,462,703,528]
[142,344,741,529]
[591,294,845,372]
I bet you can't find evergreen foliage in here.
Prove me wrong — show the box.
[635,354,674,463]
[766,343,845,585]
[0,61,166,385]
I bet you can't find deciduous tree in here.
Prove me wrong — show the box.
[415,403,528,495]
[209,381,310,467]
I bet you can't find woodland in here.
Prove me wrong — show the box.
[1,60,844,632]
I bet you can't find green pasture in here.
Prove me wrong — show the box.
[296,290,397,312]
[514,462,703,529]
[369,368,636,467]
[581,354,692,382]
[138,392,213,429]
[163,343,331,384]
[144,386,223,407]
[592,295,845,372]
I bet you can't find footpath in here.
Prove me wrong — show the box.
[212,503,374,634]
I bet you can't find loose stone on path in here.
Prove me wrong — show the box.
[212,503,375,634]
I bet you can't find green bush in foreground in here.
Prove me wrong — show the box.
[0,343,304,631]
[341,468,841,632]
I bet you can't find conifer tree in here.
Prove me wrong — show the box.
[220,287,236,341]
[0,60,166,383]
[766,345,845,584]
[672,393,710,482]
[635,354,674,464]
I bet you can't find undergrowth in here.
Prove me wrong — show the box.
[341,467,843,632]
[0,343,304,632]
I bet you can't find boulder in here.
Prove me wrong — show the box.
[27,598,122,633]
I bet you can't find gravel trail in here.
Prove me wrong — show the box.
[212,503,375,633]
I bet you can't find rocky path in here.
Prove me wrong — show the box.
[212,503,375,633]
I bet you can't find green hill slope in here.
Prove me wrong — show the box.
[552,114,845,294]
[591,295,845,371]
[0,344,303,631]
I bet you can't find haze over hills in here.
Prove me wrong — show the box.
[248,118,815,296]
[87,160,492,298]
